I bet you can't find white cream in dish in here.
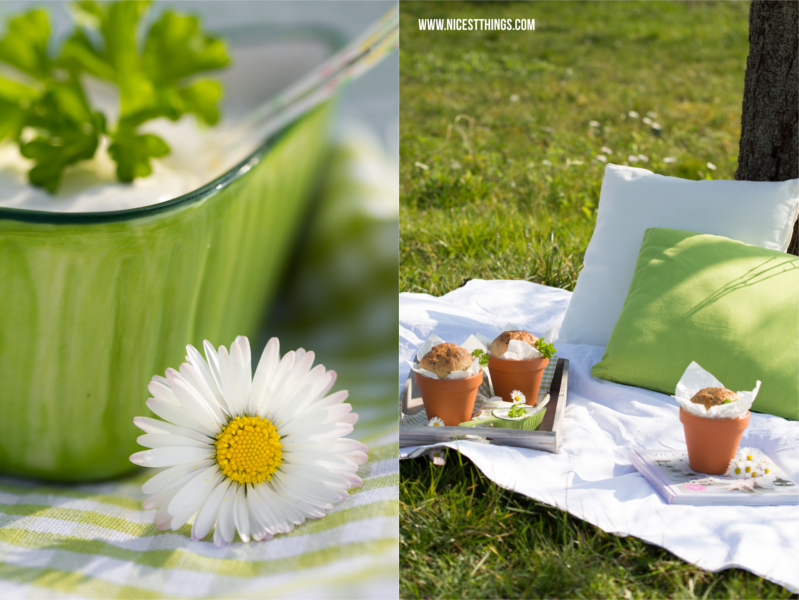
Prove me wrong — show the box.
[0,37,329,213]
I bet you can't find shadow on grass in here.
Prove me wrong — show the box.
[400,450,797,600]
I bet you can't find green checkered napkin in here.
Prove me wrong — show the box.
[401,357,558,428]
[0,132,399,599]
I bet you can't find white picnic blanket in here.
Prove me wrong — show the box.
[399,279,799,593]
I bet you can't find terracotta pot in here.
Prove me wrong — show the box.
[488,356,549,406]
[679,407,750,474]
[415,371,483,426]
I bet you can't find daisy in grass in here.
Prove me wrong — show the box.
[428,417,445,427]
[130,336,367,546]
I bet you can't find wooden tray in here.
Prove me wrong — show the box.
[399,358,569,453]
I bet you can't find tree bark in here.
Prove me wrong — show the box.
[735,0,798,255]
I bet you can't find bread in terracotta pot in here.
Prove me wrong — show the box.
[489,330,538,357]
[420,343,473,379]
[690,387,738,411]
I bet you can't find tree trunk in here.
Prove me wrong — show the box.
[735,0,799,255]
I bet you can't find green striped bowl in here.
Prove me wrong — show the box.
[0,42,338,481]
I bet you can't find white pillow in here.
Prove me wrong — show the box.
[557,164,799,347]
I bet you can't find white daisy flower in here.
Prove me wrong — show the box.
[738,447,757,461]
[589,120,600,128]
[663,156,677,163]
[628,111,639,119]
[510,94,520,102]
[647,111,658,118]
[428,416,445,427]
[628,155,639,163]
[726,457,744,478]
[637,154,649,162]
[510,390,526,404]
[542,159,553,166]
[428,448,446,466]
[651,122,662,131]
[642,117,652,125]
[129,336,367,546]
[601,146,613,155]
[706,162,717,170]
[595,155,607,163]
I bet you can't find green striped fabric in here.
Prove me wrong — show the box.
[0,131,399,599]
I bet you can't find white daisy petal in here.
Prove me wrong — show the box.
[249,337,280,414]
[202,340,229,411]
[133,416,214,444]
[192,480,231,541]
[142,459,216,495]
[143,471,197,510]
[338,412,359,426]
[165,372,224,432]
[316,459,359,475]
[168,467,223,530]
[130,446,215,468]
[218,346,247,417]
[233,487,251,543]
[233,336,252,382]
[246,489,273,541]
[258,482,306,527]
[154,505,173,530]
[270,351,296,396]
[148,380,180,405]
[246,485,286,534]
[216,486,237,546]
[331,438,369,455]
[229,341,251,413]
[344,473,363,487]
[136,433,212,450]
[311,390,349,410]
[187,344,226,407]
[178,362,227,422]
[145,398,217,437]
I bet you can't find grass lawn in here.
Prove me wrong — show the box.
[399,1,796,598]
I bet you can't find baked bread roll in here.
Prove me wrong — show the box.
[690,387,738,410]
[419,343,473,379]
[489,330,538,357]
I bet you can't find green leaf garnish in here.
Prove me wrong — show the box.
[508,403,527,418]
[0,2,230,193]
[471,348,490,367]
[535,337,557,360]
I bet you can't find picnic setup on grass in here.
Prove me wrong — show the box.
[399,163,799,591]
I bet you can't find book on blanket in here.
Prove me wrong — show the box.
[629,449,799,506]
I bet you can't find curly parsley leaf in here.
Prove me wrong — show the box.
[471,348,490,367]
[0,9,52,80]
[20,76,105,193]
[109,130,169,182]
[535,337,557,360]
[0,2,229,192]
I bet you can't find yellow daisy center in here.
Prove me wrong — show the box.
[214,415,282,484]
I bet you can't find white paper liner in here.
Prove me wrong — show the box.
[409,333,482,380]
[673,361,760,419]
[463,324,544,361]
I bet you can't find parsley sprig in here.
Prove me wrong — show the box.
[535,337,557,360]
[471,348,490,367]
[0,1,230,193]
[507,403,527,418]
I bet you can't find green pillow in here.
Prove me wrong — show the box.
[591,227,798,420]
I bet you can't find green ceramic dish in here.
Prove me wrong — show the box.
[459,407,548,431]
[0,29,341,481]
